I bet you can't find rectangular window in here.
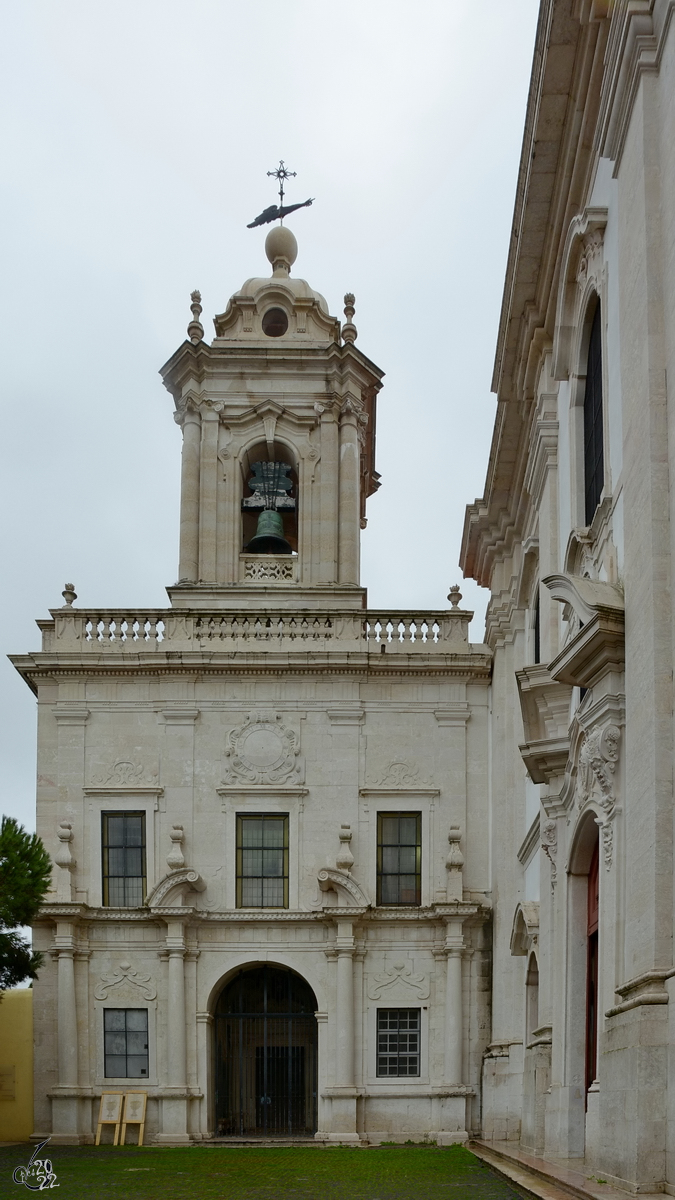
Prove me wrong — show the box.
[104,1009,149,1078]
[236,814,289,908]
[102,812,146,907]
[377,1009,420,1077]
[377,813,421,906]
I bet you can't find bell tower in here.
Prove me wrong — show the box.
[161,226,383,609]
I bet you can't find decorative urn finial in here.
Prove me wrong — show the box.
[445,825,464,902]
[187,290,204,343]
[342,293,357,344]
[336,823,355,872]
[62,583,77,607]
[447,584,463,608]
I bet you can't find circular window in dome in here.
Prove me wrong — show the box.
[262,307,289,337]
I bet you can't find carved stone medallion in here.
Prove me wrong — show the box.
[223,710,303,785]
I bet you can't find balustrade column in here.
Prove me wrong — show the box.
[56,942,78,1087]
[178,408,201,583]
[338,402,360,585]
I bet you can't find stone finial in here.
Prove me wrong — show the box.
[62,583,77,607]
[342,293,357,344]
[446,826,464,901]
[55,822,75,870]
[336,823,354,872]
[55,822,75,901]
[167,824,185,871]
[447,584,463,608]
[187,290,204,344]
[265,225,298,275]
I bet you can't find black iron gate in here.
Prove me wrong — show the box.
[214,965,318,1137]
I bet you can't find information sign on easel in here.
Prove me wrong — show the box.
[121,1090,147,1146]
[95,1092,124,1145]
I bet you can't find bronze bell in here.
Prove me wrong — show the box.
[246,508,293,554]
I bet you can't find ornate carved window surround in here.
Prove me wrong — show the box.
[543,572,624,689]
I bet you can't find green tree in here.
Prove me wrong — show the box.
[0,816,51,992]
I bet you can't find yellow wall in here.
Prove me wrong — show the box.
[0,989,33,1142]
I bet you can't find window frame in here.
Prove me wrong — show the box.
[101,811,147,908]
[236,813,289,909]
[583,301,604,526]
[103,1008,149,1080]
[376,812,422,907]
[376,1008,421,1077]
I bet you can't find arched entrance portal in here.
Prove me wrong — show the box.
[214,965,318,1137]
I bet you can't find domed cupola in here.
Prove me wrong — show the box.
[213,226,340,345]
[161,228,384,610]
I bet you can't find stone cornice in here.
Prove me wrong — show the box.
[11,654,492,693]
[517,815,541,866]
[516,663,573,783]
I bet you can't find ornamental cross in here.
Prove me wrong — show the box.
[247,160,314,228]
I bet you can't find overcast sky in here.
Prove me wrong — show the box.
[0,0,539,832]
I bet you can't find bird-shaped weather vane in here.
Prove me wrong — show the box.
[247,160,314,228]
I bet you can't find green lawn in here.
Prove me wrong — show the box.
[2,1143,527,1199]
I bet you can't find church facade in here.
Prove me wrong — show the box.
[13,0,675,1188]
[460,0,675,1193]
[13,224,493,1147]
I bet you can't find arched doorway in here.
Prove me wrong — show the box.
[214,964,318,1137]
[585,840,600,1095]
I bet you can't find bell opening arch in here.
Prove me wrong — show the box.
[212,962,318,1138]
[240,439,299,555]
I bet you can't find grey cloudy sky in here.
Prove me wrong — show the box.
[0,0,539,831]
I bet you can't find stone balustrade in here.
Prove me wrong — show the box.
[40,607,473,653]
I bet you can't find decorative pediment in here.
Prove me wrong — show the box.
[317,868,370,909]
[543,573,624,688]
[146,868,206,908]
[510,902,540,957]
[516,664,572,784]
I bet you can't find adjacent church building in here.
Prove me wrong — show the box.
[12,0,675,1191]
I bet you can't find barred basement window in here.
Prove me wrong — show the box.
[377,1009,420,1077]
[101,812,146,907]
[236,814,289,908]
[377,813,421,905]
[104,1009,149,1078]
[584,302,604,526]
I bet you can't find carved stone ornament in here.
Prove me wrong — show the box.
[95,961,157,1001]
[145,868,206,908]
[244,558,294,582]
[317,867,370,908]
[367,961,430,1001]
[577,724,621,814]
[223,710,303,786]
[91,760,159,788]
[371,760,429,788]
[541,820,558,889]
